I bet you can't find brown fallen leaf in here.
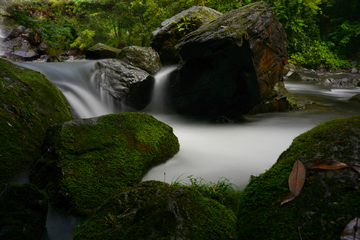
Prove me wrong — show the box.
[341,217,360,240]
[280,192,296,206]
[309,161,349,170]
[289,160,306,196]
[352,166,360,174]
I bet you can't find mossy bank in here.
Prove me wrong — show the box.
[237,115,360,239]
[73,180,236,240]
[30,112,180,214]
[0,59,73,183]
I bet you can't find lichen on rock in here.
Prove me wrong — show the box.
[73,180,236,240]
[0,58,73,183]
[237,115,360,239]
[30,112,180,214]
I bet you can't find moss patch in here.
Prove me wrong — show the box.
[73,180,236,240]
[30,112,180,214]
[237,115,360,239]
[0,59,73,183]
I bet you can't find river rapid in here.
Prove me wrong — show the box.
[13,60,360,240]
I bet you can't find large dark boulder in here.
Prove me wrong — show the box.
[93,59,155,110]
[86,43,121,59]
[150,6,222,64]
[73,181,236,239]
[168,1,287,117]
[0,59,73,183]
[237,115,360,239]
[117,45,162,74]
[30,113,180,214]
[0,183,48,240]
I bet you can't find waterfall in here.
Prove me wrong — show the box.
[0,24,5,56]
[144,65,177,113]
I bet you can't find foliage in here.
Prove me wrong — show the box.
[70,29,95,50]
[171,175,240,213]
[290,40,350,69]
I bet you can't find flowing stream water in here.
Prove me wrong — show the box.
[14,61,360,239]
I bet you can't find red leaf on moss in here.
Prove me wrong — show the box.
[289,160,306,196]
[309,161,349,170]
[341,217,360,240]
[280,192,296,206]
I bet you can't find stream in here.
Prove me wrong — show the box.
[14,60,360,240]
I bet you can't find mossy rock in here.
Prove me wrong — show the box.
[0,182,48,240]
[150,6,222,64]
[237,115,360,239]
[86,43,122,60]
[30,113,180,214]
[117,45,162,74]
[73,180,236,240]
[0,59,73,183]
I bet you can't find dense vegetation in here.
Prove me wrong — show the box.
[1,0,359,69]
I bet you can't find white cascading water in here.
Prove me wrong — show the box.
[0,24,5,56]
[11,61,360,240]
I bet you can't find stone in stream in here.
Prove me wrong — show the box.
[0,183,48,240]
[73,180,236,239]
[117,45,162,74]
[348,94,360,103]
[92,59,155,110]
[29,113,180,214]
[0,59,73,184]
[150,6,222,64]
[167,1,288,117]
[237,116,360,239]
[85,43,122,59]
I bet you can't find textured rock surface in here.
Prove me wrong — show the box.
[349,94,360,103]
[0,183,48,240]
[117,45,162,74]
[150,6,222,64]
[0,59,73,183]
[93,59,155,110]
[86,43,121,59]
[30,113,179,214]
[237,116,360,239]
[73,181,236,239]
[168,2,288,117]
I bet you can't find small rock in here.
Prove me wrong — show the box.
[351,61,358,67]
[351,68,358,73]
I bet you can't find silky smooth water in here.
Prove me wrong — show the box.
[15,61,360,239]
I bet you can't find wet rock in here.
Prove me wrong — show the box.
[317,77,357,89]
[168,2,287,117]
[237,116,360,239]
[0,59,73,183]
[150,6,222,64]
[73,180,236,239]
[86,43,121,59]
[286,69,321,82]
[117,45,162,74]
[93,59,155,110]
[351,68,358,73]
[348,94,360,103]
[4,26,25,41]
[29,113,179,214]
[0,183,48,240]
[351,61,358,67]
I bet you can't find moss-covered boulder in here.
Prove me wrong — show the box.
[85,43,122,60]
[93,59,155,110]
[117,45,162,74]
[73,180,236,239]
[0,183,48,240]
[30,113,180,214]
[169,2,287,117]
[237,116,360,239]
[0,59,73,183]
[150,6,222,64]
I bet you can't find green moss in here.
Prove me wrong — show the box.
[88,43,122,57]
[237,115,360,239]
[0,59,73,183]
[73,181,236,240]
[31,112,180,214]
